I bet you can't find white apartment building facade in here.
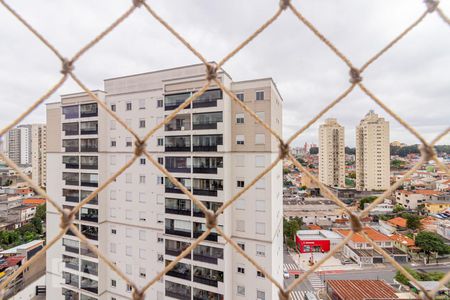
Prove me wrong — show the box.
[3,124,47,187]
[318,118,345,187]
[355,111,390,191]
[46,64,283,300]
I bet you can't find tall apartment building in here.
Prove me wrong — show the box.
[3,124,47,187]
[355,110,390,191]
[46,64,283,300]
[318,118,345,187]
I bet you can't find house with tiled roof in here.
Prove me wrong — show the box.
[395,190,443,210]
[389,234,419,257]
[334,227,408,266]
[380,217,408,235]
[325,279,404,300]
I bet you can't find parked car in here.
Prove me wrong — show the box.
[340,258,354,265]
[283,270,290,279]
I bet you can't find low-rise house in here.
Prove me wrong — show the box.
[436,179,450,192]
[367,199,394,216]
[395,190,442,210]
[437,220,450,240]
[420,216,439,232]
[325,279,403,300]
[0,195,22,221]
[424,194,450,213]
[7,205,37,228]
[334,227,408,265]
[380,217,407,235]
[295,230,343,253]
[389,234,419,258]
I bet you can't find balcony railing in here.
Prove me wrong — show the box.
[193,210,204,218]
[192,99,217,108]
[165,103,190,111]
[166,270,191,281]
[65,196,79,203]
[193,275,218,287]
[165,228,191,238]
[165,208,191,216]
[165,146,191,152]
[193,189,218,197]
[193,145,217,152]
[80,214,98,223]
[192,123,218,130]
[193,254,218,264]
[81,232,98,241]
[80,146,98,152]
[166,248,191,259]
[81,181,98,187]
[64,163,79,169]
[64,246,79,254]
[193,167,217,174]
[166,290,191,300]
[64,180,79,186]
[64,146,79,152]
[193,231,218,242]
[64,262,78,271]
[166,167,191,173]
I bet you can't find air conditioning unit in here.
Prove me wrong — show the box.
[181,126,185,131]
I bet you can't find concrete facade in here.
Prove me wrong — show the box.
[46,64,283,300]
[319,118,345,188]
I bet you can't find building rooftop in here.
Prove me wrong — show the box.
[410,281,449,292]
[387,217,407,228]
[334,227,391,243]
[0,240,44,255]
[296,230,342,240]
[389,234,415,247]
[398,189,442,196]
[326,280,399,300]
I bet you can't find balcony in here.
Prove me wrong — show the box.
[165,228,191,238]
[165,261,191,281]
[79,103,98,118]
[193,267,223,288]
[193,289,223,300]
[193,167,217,174]
[165,208,190,216]
[80,214,98,223]
[166,269,191,281]
[81,226,98,241]
[65,196,79,203]
[192,135,222,152]
[165,92,191,111]
[165,145,191,152]
[192,99,217,109]
[80,277,98,294]
[192,89,222,109]
[193,145,218,152]
[193,254,218,264]
[193,275,218,287]
[166,290,191,300]
[193,189,218,197]
[165,187,188,194]
[64,245,79,254]
[194,231,218,242]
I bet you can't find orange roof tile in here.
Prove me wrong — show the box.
[308,225,321,230]
[335,227,391,243]
[389,234,414,247]
[23,198,46,205]
[326,280,398,300]
[387,217,407,228]
[398,189,442,196]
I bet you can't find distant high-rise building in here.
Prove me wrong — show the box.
[46,64,283,300]
[319,118,345,187]
[355,110,390,191]
[4,124,47,187]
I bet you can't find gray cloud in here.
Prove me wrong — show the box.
[0,0,449,146]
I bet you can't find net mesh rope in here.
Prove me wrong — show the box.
[0,0,449,299]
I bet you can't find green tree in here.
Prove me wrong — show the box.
[415,231,450,263]
[394,267,420,285]
[359,196,377,210]
[393,204,405,213]
[283,218,301,249]
[391,159,406,169]
[401,213,421,230]
[309,147,318,155]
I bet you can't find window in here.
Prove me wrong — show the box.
[255,155,265,167]
[62,105,79,119]
[140,158,146,165]
[255,134,266,145]
[139,99,146,109]
[157,157,163,165]
[257,270,265,278]
[256,222,266,235]
[256,91,264,100]
[111,104,116,112]
[256,244,266,256]
[237,286,245,296]
[157,253,164,262]
[139,268,146,278]
[126,137,132,147]
[111,279,116,287]
[126,173,132,184]
[62,122,79,135]
[126,102,132,111]
[126,246,132,256]
[80,103,98,117]
[139,249,146,259]
[257,290,266,300]
[139,230,146,241]
[157,99,163,108]
[139,119,146,128]
[139,175,146,184]
[236,93,244,101]
[236,220,245,232]
[256,200,265,212]
[126,264,132,275]
[256,111,265,122]
[157,138,164,146]
[236,135,245,145]
[156,176,164,185]
[139,211,146,222]
[237,242,245,251]
[237,180,245,188]
[126,284,132,292]
[237,265,245,274]
[110,138,116,147]
[111,229,117,234]
[235,198,245,210]
[236,113,244,124]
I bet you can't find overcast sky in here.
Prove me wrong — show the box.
[1,0,449,147]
